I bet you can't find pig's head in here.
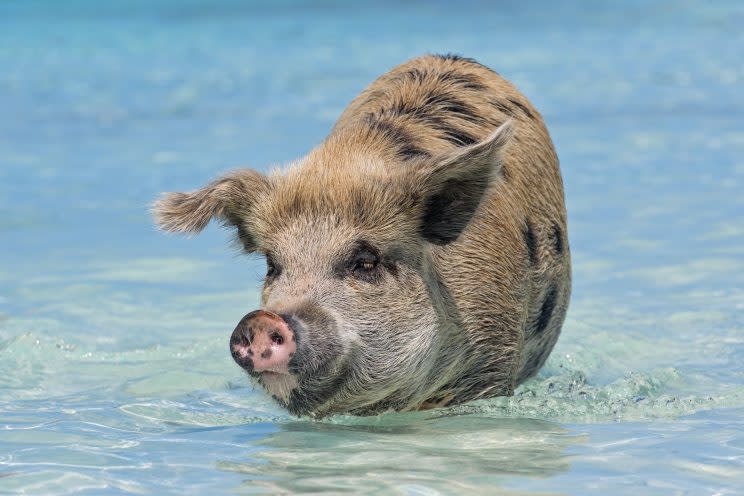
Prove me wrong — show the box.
[153,122,512,417]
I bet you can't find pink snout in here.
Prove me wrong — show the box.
[230,310,297,374]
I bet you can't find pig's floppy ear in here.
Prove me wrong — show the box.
[417,120,513,245]
[152,169,270,251]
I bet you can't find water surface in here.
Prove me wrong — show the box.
[2,1,744,494]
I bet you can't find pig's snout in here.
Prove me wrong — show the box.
[230,310,296,374]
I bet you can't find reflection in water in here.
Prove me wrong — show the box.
[218,413,583,493]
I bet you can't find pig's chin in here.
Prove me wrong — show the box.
[250,353,353,416]
[256,372,299,404]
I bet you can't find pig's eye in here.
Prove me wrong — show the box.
[349,250,380,279]
[336,241,383,282]
[359,260,376,271]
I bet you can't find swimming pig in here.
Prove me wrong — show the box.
[153,54,571,417]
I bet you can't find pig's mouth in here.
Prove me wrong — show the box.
[235,358,349,415]
[256,370,299,403]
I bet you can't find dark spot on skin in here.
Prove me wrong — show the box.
[552,223,564,255]
[535,285,558,335]
[261,349,272,359]
[524,220,538,266]
[247,349,254,357]
[507,97,535,120]
[364,115,431,160]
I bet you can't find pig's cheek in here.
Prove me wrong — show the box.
[328,312,364,352]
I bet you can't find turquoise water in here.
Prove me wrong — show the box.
[2,0,744,493]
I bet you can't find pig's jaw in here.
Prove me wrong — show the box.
[257,372,299,404]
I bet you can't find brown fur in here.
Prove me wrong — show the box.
[153,54,570,416]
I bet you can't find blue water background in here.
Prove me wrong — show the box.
[1,1,743,493]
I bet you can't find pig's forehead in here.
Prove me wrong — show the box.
[261,216,360,258]
[255,211,407,257]
[251,170,420,240]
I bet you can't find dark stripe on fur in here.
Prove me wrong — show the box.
[552,223,564,255]
[491,99,517,118]
[438,124,479,146]
[535,285,558,335]
[364,115,431,160]
[386,92,484,147]
[395,67,430,85]
[507,97,535,119]
[438,70,487,91]
[523,220,538,266]
[423,91,488,126]
[397,66,487,93]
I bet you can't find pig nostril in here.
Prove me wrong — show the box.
[270,331,284,345]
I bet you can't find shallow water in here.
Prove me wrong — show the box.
[2,0,744,494]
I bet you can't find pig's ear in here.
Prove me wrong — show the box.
[418,120,513,245]
[152,169,270,250]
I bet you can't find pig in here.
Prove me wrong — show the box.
[153,54,571,417]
